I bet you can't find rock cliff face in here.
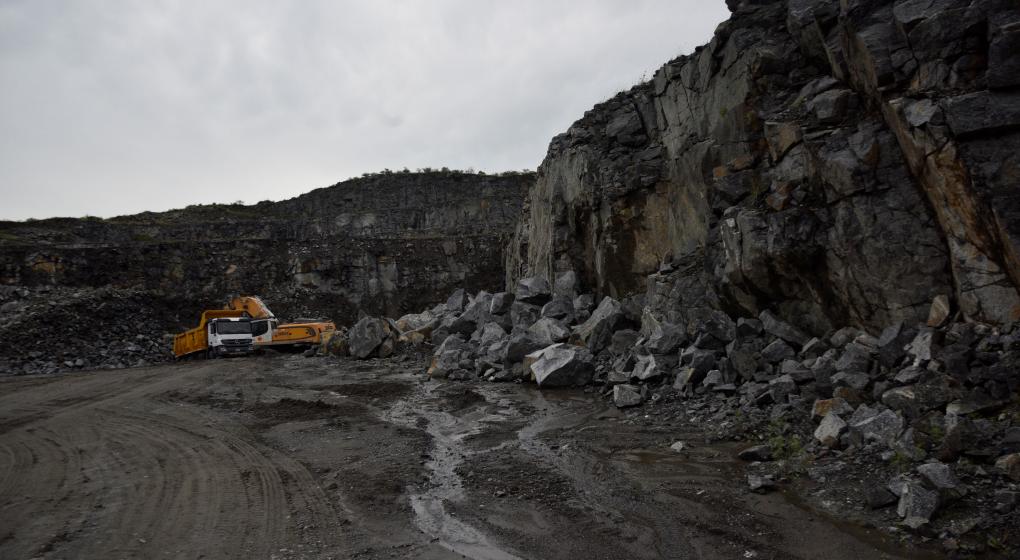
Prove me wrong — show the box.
[1,171,531,326]
[507,0,1020,335]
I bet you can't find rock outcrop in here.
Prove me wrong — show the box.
[0,170,531,374]
[506,0,1020,335]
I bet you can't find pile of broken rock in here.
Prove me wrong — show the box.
[329,273,1019,551]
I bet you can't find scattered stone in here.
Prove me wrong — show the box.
[850,409,905,446]
[759,310,810,346]
[528,318,571,346]
[866,486,899,509]
[811,398,852,421]
[768,374,797,403]
[996,453,1020,482]
[815,413,847,448]
[800,337,829,359]
[510,301,543,330]
[738,445,773,462]
[632,353,668,381]
[918,462,963,501]
[571,297,627,354]
[761,339,795,363]
[532,345,595,387]
[613,384,644,408]
[609,329,640,356]
[645,323,686,354]
[747,474,777,493]
[541,296,575,322]
[897,483,939,530]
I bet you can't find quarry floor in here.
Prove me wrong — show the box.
[0,354,943,560]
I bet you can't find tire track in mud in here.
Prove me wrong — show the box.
[0,359,345,560]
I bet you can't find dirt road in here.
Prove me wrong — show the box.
[0,354,941,559]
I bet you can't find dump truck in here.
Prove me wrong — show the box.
[173,310,256,358]
[226,295,336,349]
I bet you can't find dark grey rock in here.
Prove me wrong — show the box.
[609,329,640,356]
[747,474,777,493]
[769,374,798,403]
[515,276,552,305]
[815,412,847,448]
[645,322,686,354]
[510,301,543,330]
[850,409,905,446]
[866,486,899,509]
[532,345,595,387]
[503,331,546,365]
[761,339,795,363]
[759,310,810,347]
[632,353,668,381]
[897,483,939,530]
[738,445,774,462]
[553,270,578,297]
[541,296,575,322]
[528,318,571,346]
[489,292,515,315]
[613,384,644,408]
[348,316,391,359]
[572,297,627,354]
[736,318,763,338]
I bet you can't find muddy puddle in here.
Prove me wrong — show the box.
[384,379,942,560]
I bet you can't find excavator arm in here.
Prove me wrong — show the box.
[226,296,275,319]
[225,295,335,347]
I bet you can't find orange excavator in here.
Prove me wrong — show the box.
[226,295,336,349]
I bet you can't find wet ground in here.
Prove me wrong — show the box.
[0,354,943,559]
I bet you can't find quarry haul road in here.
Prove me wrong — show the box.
[0,354,940,560]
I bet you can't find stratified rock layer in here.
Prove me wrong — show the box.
[0,171,531,325]
[506,0,1020,334]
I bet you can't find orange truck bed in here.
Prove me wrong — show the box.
[173,309,246,358]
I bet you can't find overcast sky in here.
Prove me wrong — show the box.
[0,1,730,220]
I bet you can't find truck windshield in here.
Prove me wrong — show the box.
[215,321,252,335]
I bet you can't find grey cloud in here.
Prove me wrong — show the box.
[0,0,729,220]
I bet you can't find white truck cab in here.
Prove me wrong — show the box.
[207,317,255,357]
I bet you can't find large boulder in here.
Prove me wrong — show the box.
[532,345,595,387]
[515,276,553,305]
[446,289,468,314]
[320,329,350,357]
[528,318,571,345]
[645,322,686,354]
[348,317,395,359]
[554,270,579,297]
[510,301,543,330]
[428,335,473,378]
[541,296,575,323]
[395,310,437,333]
[503,330,546,366]
[759,310,810,347]
[489,292,515,315]
[571,296,627,353]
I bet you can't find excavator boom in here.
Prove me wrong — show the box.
[226,295,335,348]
